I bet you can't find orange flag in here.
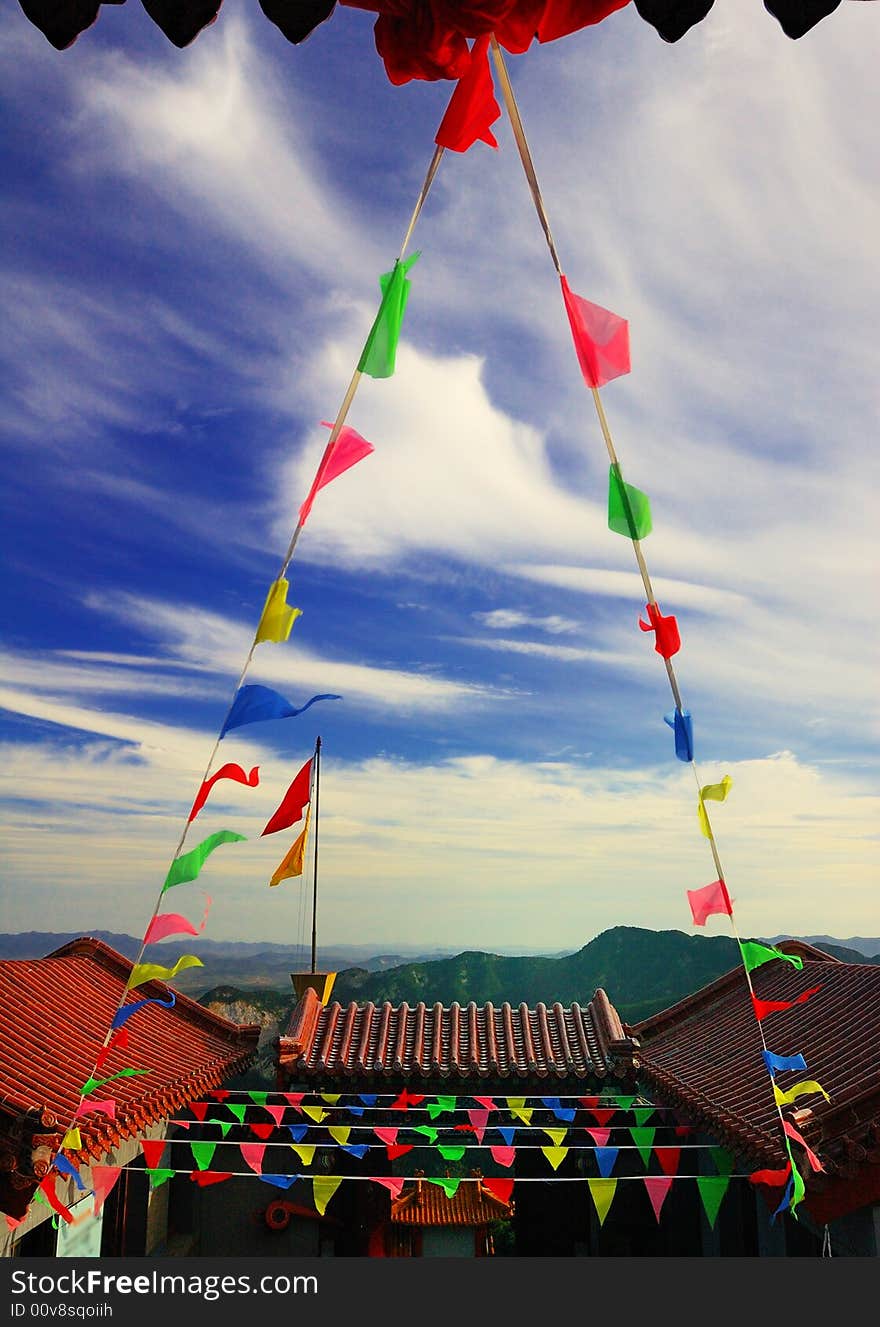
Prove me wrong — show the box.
[270,809,311,888]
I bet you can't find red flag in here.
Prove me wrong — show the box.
[560,274,630,389]
[686,878,733,927]
[262,759,312,837]
[389,1089,425,1111]
[188,1102,210,1122]
[435,34,500,153]
[783,1120,824,1173]
[483,1178,514,1205]
[190,1171,233,1186]
[386,1144,414,1161]
[188,763,260,823]
[538,0,632,44]
[590,1109,616,1127]
[749,1164,791,1188]
[638,602,680,658]
[374,1177,405,1198]
[752,986,822,1022]
[654,1147,681,1177]
[95,1027,129,1071]
[141,1139,166,1170]
[91,1166,122,1216]
[250,1123,274,1141]
[39,1175,73,1224]
[299,423,375,527]
[240,1144,266,1175]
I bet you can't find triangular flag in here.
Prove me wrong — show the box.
[740,941,804,975]
[255,578,301,645]
[697,776,733,839]
[590,1109,616,1127]
[240,1144,266,1175]
[302,1106,327,1123]
[632,1108,654,1128]
[750,1165,792,1190]
[483,1178,514,1205]
[490,1145,516,1168]
[188,1102,210,1123]
[615,1096,636,1111]
[435,33,500,152]
[696,1175,730,1228]
[262,759,312,837]
[644,1176,673,1223]
[608,463,652,540]
[61,1129,82,1151]
[595,1147,618,1179]
[389,1089,425,1111]
[427,1095,456,1120]
[147,1169,175,1189]
[542,1146,569,1171]
[386,1144,414,1161]
[53,1156,85,1191]
[264,1105,286,1128]
[472,1096,495,1110]
[359,1095,378,1107]
[630,1127,656,1167]
[561,274,630,389]
[587,1177,617,1227]
[210,1090,230,1102]
[290,1145,316,1166]
[687,878,732,926]
[427,1177,461,1199]
[250,1123,274,1141]
[543,1127,568,1148]
[191,1142,217,1171]
[541,1097,577,1123]
[320,1094,341,1105]
[38,1176,73,1225]
[227,1103,247,1124]
[217,1121,234,1138]
[374,1177,405,1198]
[220,685,341,739]
[358,252,420,379]
[411,1126,439,1145]
[328,1126,351,1147]
[313,1177,342,1216]
[270,813,311,887]
[288,1125,308,1143]
[341,1144,370,1159]
[467,1109,490,1144]
[260,1175,299,1189]
[162,831,246,892]
[298,421,375,527]
[188,763,260,823]
[752,986,821,1021]
[91,1166,122,1217]
[374,1128,398,1147]
[496,1127,516,1147]
[654,1147,681,1178]
[438,1145,467,1162]
[283,1094,304,1111]
[191,1171,232,1186]
[587,1127,611,1148]
[140,1139,166,1170]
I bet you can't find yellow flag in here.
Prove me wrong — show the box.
[773,1080,830,1108]
[61,1129,82,1151]
[269,808,311,888]
[128,954,203,990]
[321,1093,341,1105]
[302,1105,326,1123]
[543,1128,568,1147]
[506,1098,532,1125]
[588,1177,617,1226]
[313,1176,342,1217]
[255,578,302,645]
[290,1144,316,1166]
[698,774,732,839]
[328,1126,350,1147]
[542,1146,569,1171]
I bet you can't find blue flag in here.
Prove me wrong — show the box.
[763,1050,808,1075]
[112,992,176,1030]
[664,709,694,762]
[220,685,341,738]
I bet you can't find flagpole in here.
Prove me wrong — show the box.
[310,735,321,975]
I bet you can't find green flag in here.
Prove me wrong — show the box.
[632,1108,654,1127]
[630,1127,656,1168]
[82,1067,149,1095]
[249,1091,268,1106]
[217,1121,234,1138]
[147,1169,175,1189]
[427,1095,456,1120]
[191,1142,217,1171]
[711,1147,734,1176]
[696,1175,730,1228]
[608,464,652,540]
[163,830,247,892]
[358,252,420,379]
[227,1103,247,1124]
[428,1177,460,1198]
[739,941,804,975]
[411,1125,438,1145]
[437,1145,466,1162]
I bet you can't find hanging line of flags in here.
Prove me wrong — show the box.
[43,60,506,1226]
[484,34,827,1222]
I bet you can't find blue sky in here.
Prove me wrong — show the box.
[1,2,878,955]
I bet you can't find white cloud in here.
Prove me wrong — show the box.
[473,609,580,634]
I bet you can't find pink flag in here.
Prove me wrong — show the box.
[472,1096,496,1110]
[144,896,211,946]
[298,423,375,527]
[654,1147,681,1177]
[467,1108,490,1144]
[686,878,733,927]
[262,759,312,837]
[490,1145,516,1168]
[783,1120,824,1173]
[91,1166,122,1217]
[76,1099,115,1120]
[240,1144,266,1175]
[644,1175,673,1223]
[374,1177,405,1198]
[560,274,630,389]
[435,34,500,153]
[587,1127,611,1147]
[374,1127,398,1147]
[188,764,259,823]
[265,1105,286,1128]
[141,1139,166,1170]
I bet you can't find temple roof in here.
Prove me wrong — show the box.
[277,986,638,1084]
[391,1177,514,1227]
[0,936,260,1210]
[630,942,880,1196]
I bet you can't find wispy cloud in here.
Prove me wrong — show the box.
[473,609,580,634]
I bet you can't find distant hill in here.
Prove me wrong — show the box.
[767,934,880,959]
